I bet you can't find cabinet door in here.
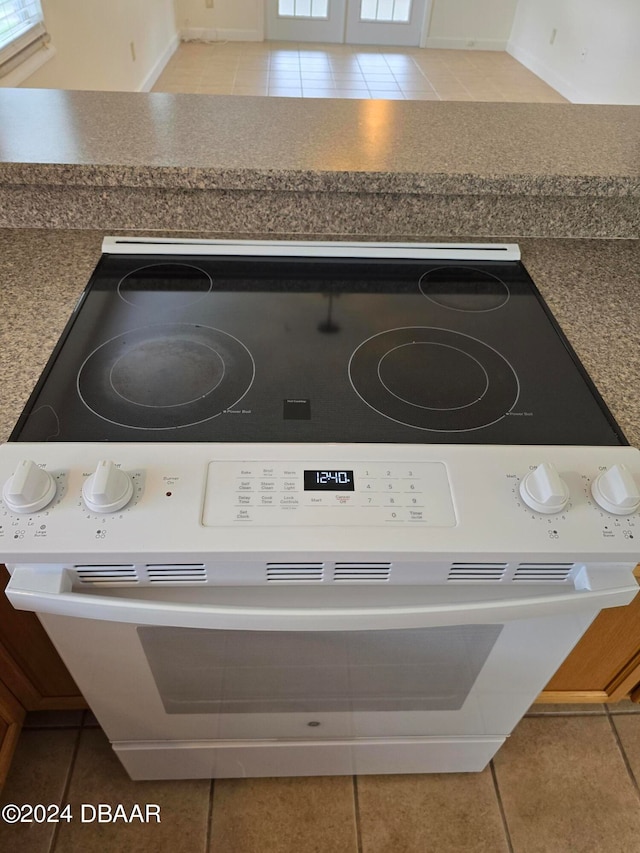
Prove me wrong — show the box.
[540,568,640,702]
[0,566,84,711]
[0,677,24,794]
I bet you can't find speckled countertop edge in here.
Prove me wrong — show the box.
[1,91,638,199]
[0,164,639,196]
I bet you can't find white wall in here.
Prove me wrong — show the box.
[176,0,264,42]
[13,0,178,92]
[426,0,518,50]
[508,0,640,104]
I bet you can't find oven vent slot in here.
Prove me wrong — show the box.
[333,563,391,582]
[146,564,207,583]
[514,563,575,582]
[266,563,324,582]
[75,565,138,585]
[448,563,507,582]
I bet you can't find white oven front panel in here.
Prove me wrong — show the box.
[37,598,596,746]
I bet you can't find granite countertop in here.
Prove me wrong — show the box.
[0,90,638,237]
[0,229,638,447]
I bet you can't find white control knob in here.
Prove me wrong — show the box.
[519,462,570,514]
[591,464,640,516]
[2,459,57,514]
[82,460,133,513]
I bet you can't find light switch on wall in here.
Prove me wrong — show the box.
[205,0,214,7]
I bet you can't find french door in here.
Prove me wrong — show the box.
[266,0,429,47]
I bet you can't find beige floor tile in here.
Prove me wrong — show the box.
[54,728,210,853]
[232,85,269,96]
[368,91,406,100]
[0,729,78,853]
[210,776,357,853]
[268,87,303,97]
[423,73,465,85]
[398,80,435,92]
[609,699,640,714]
[151,43,565,104]
[526,702,606,715]
[196,84,234,95]
[357,771,509,853]
[494,716,640,853]
[431,86,472,98]
[333,91,369,99]
[269,70,302,80]
[611,713,640,781]
[403,91,440,100]
[332,72,366,81]
[366,81,401,91]
[300,73,334,83]
[438,93,474,101]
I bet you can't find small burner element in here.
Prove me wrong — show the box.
[349,327,519,432]
[78,324,254,430]
[378,343,489,411]
[118,263,213,307]
[419,266,509,312]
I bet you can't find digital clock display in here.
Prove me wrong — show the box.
[303,470,355,491]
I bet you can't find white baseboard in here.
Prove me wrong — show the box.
[424,37,508,51]
[181,28,263,43]
[139,31,180,92]
[507,40,582,104]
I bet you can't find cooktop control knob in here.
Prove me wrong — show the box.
[2,459,56,514]
[82,460,133,513]
[519,462,569,514]
[591,464,640,516]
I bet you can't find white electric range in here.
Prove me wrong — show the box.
[1,238,638,779]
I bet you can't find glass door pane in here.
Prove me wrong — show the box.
[346,0,427,45]
[267,0,347,43]
[138,624,503,715]
[360,0,412,23]
[278,0,330,16]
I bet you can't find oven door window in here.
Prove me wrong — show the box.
[137,625,502,715]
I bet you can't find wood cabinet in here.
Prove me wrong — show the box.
[539,567,640,703]
[0,678,24,793]
[0,565,85,790]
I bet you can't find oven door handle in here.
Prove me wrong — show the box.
[5,565,638,631]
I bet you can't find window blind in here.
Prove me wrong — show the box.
[0,0,48,77]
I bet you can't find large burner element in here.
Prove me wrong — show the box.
[78,324,254,430]
[419,266,509,312]
[349,327,519,432]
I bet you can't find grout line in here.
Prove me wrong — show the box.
[48,725,83,853]
[353,775,364,853]
[204,778,215,853]
[490,760,515,853]
[606,708,640,802]
[525,709,608,717]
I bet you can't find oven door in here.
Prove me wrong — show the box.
[6,565,637,778]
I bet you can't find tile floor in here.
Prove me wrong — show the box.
[3,703,640,852]
[152,41,568,103]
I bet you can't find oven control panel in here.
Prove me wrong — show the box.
[201,461,456,527]
[1,443,640,563]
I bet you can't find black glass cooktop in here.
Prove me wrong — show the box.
[11,252,625,446]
